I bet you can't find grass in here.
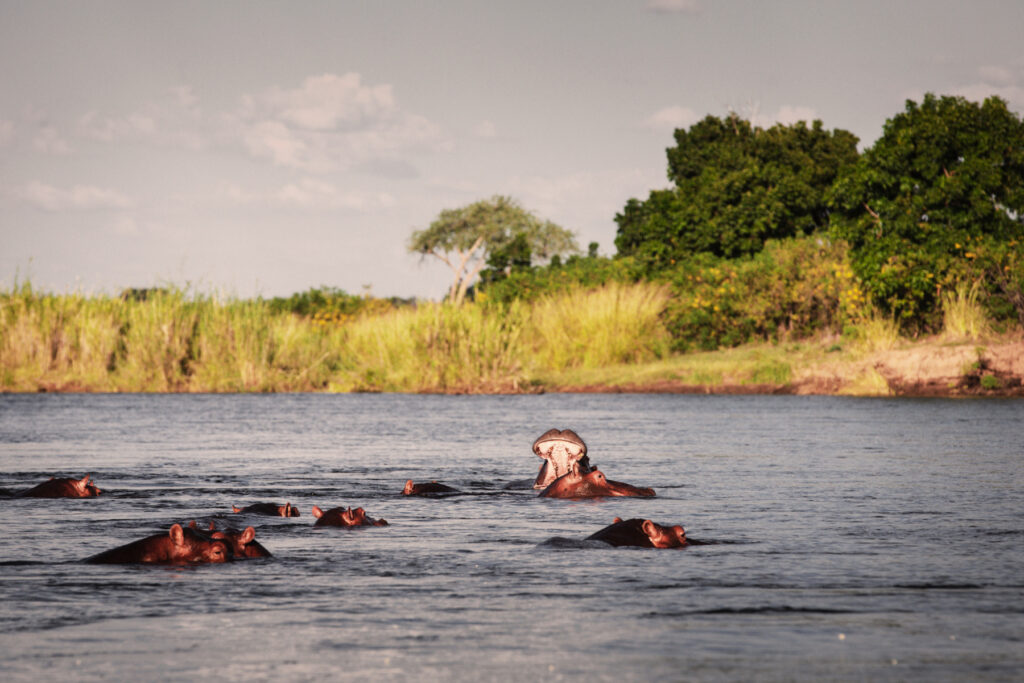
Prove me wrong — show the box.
[0,281,674,394]
[942,281,992,341]
[2,279,1018,396]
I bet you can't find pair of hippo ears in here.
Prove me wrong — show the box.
[532,428,587,457]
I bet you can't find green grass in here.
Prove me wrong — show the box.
[0,281,675,393]
[942,281,992,341]
[3,279,1017,396]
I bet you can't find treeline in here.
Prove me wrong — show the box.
[480,93,1024,349]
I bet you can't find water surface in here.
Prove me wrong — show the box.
[1,393,1021,681]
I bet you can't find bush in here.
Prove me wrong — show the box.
[662,236,859,350]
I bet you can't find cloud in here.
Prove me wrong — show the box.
[760,105,819,127]
[33,126,72,154]
[78,85,205,149]
[646,0,701,14]
[0,120,13,146]
[949,65,1024,114]
[234,72,446,172]
[220,178,395,211]
[472,120,497,138]
[644,105,700,131]
[978,65,1015,86]
[15,181,132,211]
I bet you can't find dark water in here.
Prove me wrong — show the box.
[0,393,1021,681]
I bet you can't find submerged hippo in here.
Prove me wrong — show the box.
[533,428,593,489]
[231,502,300,517]
[190,521,272,559]
[312,505,388,527]
[402,480,459,495]
[19,474,101,498]
[85,523,233,564]
[586,517,687,548]
[538,466,655,499]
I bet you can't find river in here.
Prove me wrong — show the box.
[1,393,1021,681]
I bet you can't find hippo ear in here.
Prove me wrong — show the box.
[641,520,658,538]
[312,506,324,518]
[241,527,256,544]
[188,520,198,529]
[231,505,242,513]
[169,524,185,546]
[613,517,623,524]
[403,480,414,494]
[208,521,215,531]
[79,475,91,488]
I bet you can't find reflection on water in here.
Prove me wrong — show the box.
[1,393,1022,681]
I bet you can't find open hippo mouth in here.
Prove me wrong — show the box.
[532,428,592,489]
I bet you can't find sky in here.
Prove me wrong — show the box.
[2,0,1023,301]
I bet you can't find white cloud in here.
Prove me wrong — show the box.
[262,73,396,130]
[15,181,132,211]
[220,178,395,211]
[33,126,72,154]
[977,65,1016,86]
[749,105,819,128]
[234,72,446,172]
[0,120,13,146]
[646,0,701,14]
[78,85,205,149]
[644,105,700,131]
[472,120,497,138]
[241,120,313,170]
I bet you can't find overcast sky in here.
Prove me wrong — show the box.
[2,0,1023,300]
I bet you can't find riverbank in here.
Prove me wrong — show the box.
[24,333,1024,398]
[543,333,1024,398]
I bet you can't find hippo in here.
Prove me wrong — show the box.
[402,480,459,495]
[585,517,687,548]
[85,523,233,564]
[311,505,388,527]
[189,521,273,559]
[533,428,593,489]
[231,502,300,517]
[19,474,101,498]
[538,466,656,499]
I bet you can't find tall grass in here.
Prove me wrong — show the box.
[941,281,992,340]
[0,281,673,393]
[847,308,901,353]
[528,281,671,371]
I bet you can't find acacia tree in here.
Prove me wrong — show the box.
[409,195,578,304]
[829,94,1024,328]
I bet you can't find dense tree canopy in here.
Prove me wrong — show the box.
[409,196,578,304]
[829,94,1024,327]
[615,115,859,271]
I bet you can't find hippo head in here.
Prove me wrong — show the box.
[532,428,589,489]
[342,507,366,525]
[73,474,101,497]
[211,526,271,558]
[540,467,656,499]
[640,519,687,548]
[168,524,232,563]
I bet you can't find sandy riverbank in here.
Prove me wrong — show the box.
[550,336,1024,398]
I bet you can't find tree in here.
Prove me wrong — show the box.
[615,114,859,271]
[829,94,1024,328]
[409,195,579,304]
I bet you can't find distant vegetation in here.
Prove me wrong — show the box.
[2,93,1021,394]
